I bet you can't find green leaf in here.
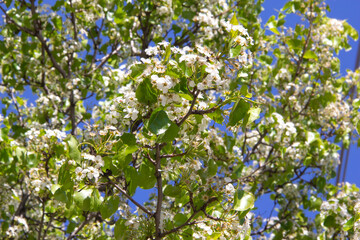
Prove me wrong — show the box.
[240,85,252,98]
[138,163,156,189]
[228,99,250,127]
[259,55,273,65]
[164,185,182,197]
[54,188,67,203]
[148,110,172,135]
[174,213,187,227]
[120,133,136,146]
[136,78,158,105]
[157,122,179,142]
[233,190,255,211]
[247,107,261,124]
[207,108,223,124]
[286,39,303,50]
[230,45,242,58]
[58,164,73,190]
[324,215,337,228]
[130,64,146,79]
[172,24,181,34]
[15,147,26,164]
[343,217,355,231]
[114,219,128,240]
[125,166,138,196]
[74,188,102,211]
[282,1,295,13]
[303,50,318,60]
[230,14,239,26]
[309,196,322,210]
[65,221,77,234]
[178,93,193,101]
[343,21,358,40]
[51,184,61,194]
[230,14,240,38]
[182,11,196,21]
[266,16,280,35]
[100,196,120,219]
[164,44,171,62]
[115,145,138,169]
[352,98,360,108]
[74,189,93,211]
[52,16,62,31]
[65,135,81,163]
[316,176,326,191]
[52,0,65,11]
[6,0,12,8]
[207,159,218,177]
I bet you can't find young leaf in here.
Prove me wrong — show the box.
[343,217,355,231]
[65,135,81,163]
[230,14,240,38]
[303,50,318,60]
[247,107,261,124]
[230,45,242,58]
[233,190,255,211]
[164,44,171,62]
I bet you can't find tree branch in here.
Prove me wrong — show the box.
[37,199,46,240]
[176,90,200,126]
[243,130,267,163]
[27,0,67,79]
[107,177,154,217]
[155,143,164,239]
[87,43,121,75]
[66,212,95,240]
[160,197,218,238]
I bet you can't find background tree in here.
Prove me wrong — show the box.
[0,0,360,239]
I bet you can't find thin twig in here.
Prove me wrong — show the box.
[160,151,187,159]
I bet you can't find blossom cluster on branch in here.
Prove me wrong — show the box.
[0,0,360,239]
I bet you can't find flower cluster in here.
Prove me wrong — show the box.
[74,154,104,182]
[319,183,360,238]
